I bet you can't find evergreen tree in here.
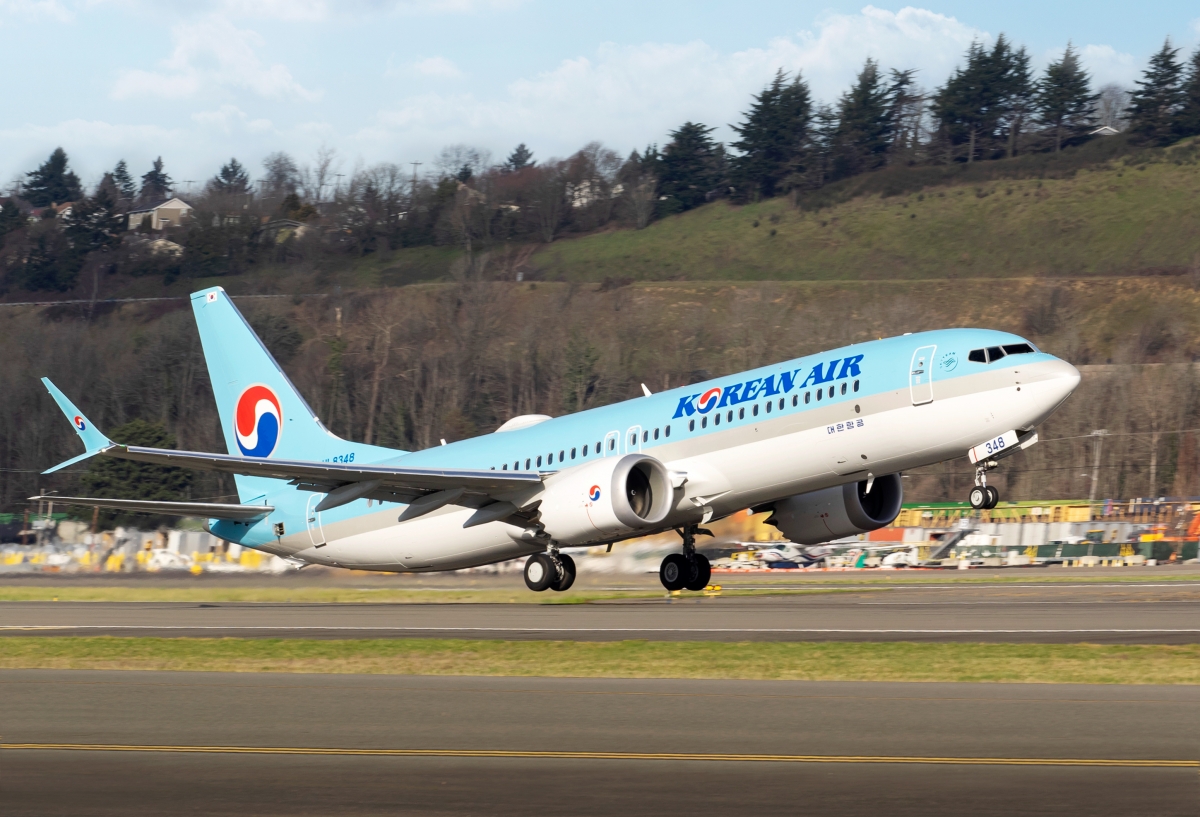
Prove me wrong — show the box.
[0,198,23,244]
[805,103,840,188]
[112,160,136,204]
[1128,40,1186,145]
[65,187,123,255]
[24,147,82,207]
[658,122,723,212]
[1176,49,1200,139]
[504,144,535,172]
[830,59,896,180]
[1035,44,1098,152]
[210,158,251,195]
[81,419,193,527]
[933,41,1004,163]
[730,69,812,198]
[139,157,173,203]
[992,38,1035,157]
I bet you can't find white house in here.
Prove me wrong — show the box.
[127,198,194,231]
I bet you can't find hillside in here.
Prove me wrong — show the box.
[532,138,1200,282]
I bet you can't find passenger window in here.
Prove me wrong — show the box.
[816,389,823,401]
[547,452,553,463]
[779,398,785,410]
[1003,343,1035,355]
[986,346,1005,362]
[502,464,508,470]
[714,413,721,425]
[642,430,649,443]
[841,383,847,395]
[727,410,733,422]
[514,461,519,470]
[968,349,987,363]
[739,407,745,419]
[525,459,531,469]
[596,441,602,452]
[654,428,659,440]
[608,438,615,451]
[665,425,671,437]
[629,433,636,446]
[570,448,576,460]
[701,416,708,428]
[853,380,860,392]
[805,392,810,404]
[765,401,772,413]
[689,419,695,431]
[752,404,759,416]
[537,456,542,467]
[559,451,565,462]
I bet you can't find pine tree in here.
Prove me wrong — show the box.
[730,69,812,198]
[933,42,998,163]
[1128,40,1186,145]
[1176,49,1200,139]
[658,122,723,212]
[504,144,535,172]
[992,38,1035,157]
[112,160,136,205]
[139,157,173,203]
[24,147,82,207]
[210,158,251,195]
[0,198,23,243]
[1036,44,1098,152]
[830,59,895,180]
[81,419,193,527]
[65,186,123,255]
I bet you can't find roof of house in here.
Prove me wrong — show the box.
[127,197,194,215]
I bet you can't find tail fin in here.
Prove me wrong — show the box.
[190,288,400,501]
[40,378,114,473]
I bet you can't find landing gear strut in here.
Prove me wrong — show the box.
[969,460,1000,510]
[524,546,576,592]
[660,525,713,592]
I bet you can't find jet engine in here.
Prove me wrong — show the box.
[535,453,674,545]
[765,474,903,545]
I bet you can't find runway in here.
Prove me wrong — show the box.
[1,669,1196,816]
[3,581,1199,642]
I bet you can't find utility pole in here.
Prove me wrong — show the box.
[409,162,423,201]
[1089,430,1109,505]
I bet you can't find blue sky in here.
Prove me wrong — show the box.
[2,1,1198,193]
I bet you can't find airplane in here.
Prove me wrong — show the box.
[33,286,1080,593]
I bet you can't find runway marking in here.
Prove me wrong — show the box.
[857,601,1200,606]
[3,743,1196,767]
[3,625,1199,634]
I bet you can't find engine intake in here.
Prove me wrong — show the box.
[535,454,674,545]
[766,474,903,546]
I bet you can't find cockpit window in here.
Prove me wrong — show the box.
[968,343,1036,364]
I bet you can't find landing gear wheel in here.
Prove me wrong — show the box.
[985,486,999,510]
[684,554,711,592]
[660,553,688,591]
[969,486,988,509]
[524,553,556,592]
[551,554,576,592]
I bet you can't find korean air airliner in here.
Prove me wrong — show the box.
[36,287,1079,592]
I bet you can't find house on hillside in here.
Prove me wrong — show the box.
[127,198,194,231]
[1089,125,1121,137]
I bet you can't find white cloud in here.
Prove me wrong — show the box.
[412,56,463,78]
[191,104,273,135]
[363,6,985,159]
[111,16,319,101]
[0,0,72,22]
[1076,44,1140,89]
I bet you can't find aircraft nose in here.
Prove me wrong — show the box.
[1042,357,1081,402]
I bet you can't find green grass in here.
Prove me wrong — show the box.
[534,141,1200,282]
[2,637,1196,684]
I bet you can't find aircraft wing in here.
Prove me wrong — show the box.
[29,495,273,521]
[106,445,541,495]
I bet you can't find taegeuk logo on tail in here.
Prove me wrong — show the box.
[235,385,282,457]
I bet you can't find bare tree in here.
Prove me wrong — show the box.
[300,145,339,204]
[1096,84,1131,131]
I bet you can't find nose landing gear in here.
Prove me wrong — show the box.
[969,460,1000,510]
[660,525,713,592]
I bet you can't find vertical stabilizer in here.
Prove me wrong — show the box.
[190,288,400,499]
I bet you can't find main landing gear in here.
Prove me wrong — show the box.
[659,525,713,592]
[524,547,576,592]
[969,459,1000,510]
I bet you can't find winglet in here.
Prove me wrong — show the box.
[41,378,113,473]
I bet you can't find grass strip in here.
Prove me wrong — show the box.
[1,637,1197,685]
[0,587,865,604]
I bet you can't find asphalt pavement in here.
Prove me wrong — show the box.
[1,670,1196,816]
[3,581,1199,642]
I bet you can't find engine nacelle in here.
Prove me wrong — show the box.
[766,474,903,546]
[535,454,674,545]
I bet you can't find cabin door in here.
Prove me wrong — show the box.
[305,494,326,546]
[909,345,936,406]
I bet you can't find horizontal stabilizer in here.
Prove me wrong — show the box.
[30,495,274,521]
